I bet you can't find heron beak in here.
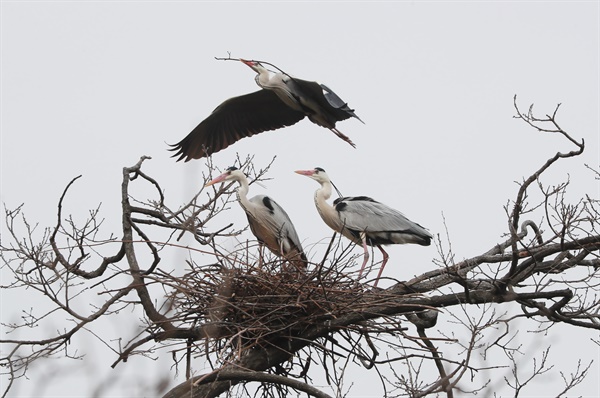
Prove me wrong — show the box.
[240,59,253,67]
[294,169,315,177]
[205,172,229,187]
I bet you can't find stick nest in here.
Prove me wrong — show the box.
[171,259,370,350]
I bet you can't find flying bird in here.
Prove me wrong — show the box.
[206,166,307,270]
[170,59,363,161]
[295,167,431,287]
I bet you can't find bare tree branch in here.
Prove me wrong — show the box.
[2,103,598,398]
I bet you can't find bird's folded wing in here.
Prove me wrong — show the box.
[335,197,423,234]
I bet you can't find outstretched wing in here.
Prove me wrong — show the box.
[169,90,305,162]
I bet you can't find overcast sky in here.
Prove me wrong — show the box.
[1,1,599,397]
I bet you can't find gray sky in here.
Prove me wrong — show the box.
[1,1,599,397]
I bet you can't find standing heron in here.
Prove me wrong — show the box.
[206,166,307,270]
[170,59,363,161]
[295,168,431,287]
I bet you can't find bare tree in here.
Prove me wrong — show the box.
[1,99,598,397]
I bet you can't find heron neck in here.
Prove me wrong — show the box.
[254,69,298,111]
[255,67,273,88]
[314,181,341,233]
[235,177,253,214]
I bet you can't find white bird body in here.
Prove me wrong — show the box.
[252,67,299,110]
[296,167,431,286]
[206,167,306,269]
[170,59,362,161]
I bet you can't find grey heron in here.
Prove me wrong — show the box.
[206,166,307,270]
[170,59,362,161]
[295,167,431,287]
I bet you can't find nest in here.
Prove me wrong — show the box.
[172,256,371,352]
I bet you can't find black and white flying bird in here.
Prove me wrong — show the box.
[295,167,431,287]
[170,59,362,161]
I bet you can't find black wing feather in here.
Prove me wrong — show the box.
[169,90,305,161]
[320,84,363,123]
[290,78,362,124]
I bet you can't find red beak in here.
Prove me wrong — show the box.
[205,172,229,187]
[294,169,315,177]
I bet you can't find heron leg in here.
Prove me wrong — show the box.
[373,245,389,288]
[278,239,291,272]
[331,128,356,148]
[258,243,265,269]
[357,232,370,281]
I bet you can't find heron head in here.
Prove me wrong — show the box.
[240,59,262,72]
[205,166,245,187]
[295,167,330,184]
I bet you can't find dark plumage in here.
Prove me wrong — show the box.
[170,59,362,161]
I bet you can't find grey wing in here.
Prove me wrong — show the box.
[336,197,431,239]
[169,90,305,161]
[250,195,304,255]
